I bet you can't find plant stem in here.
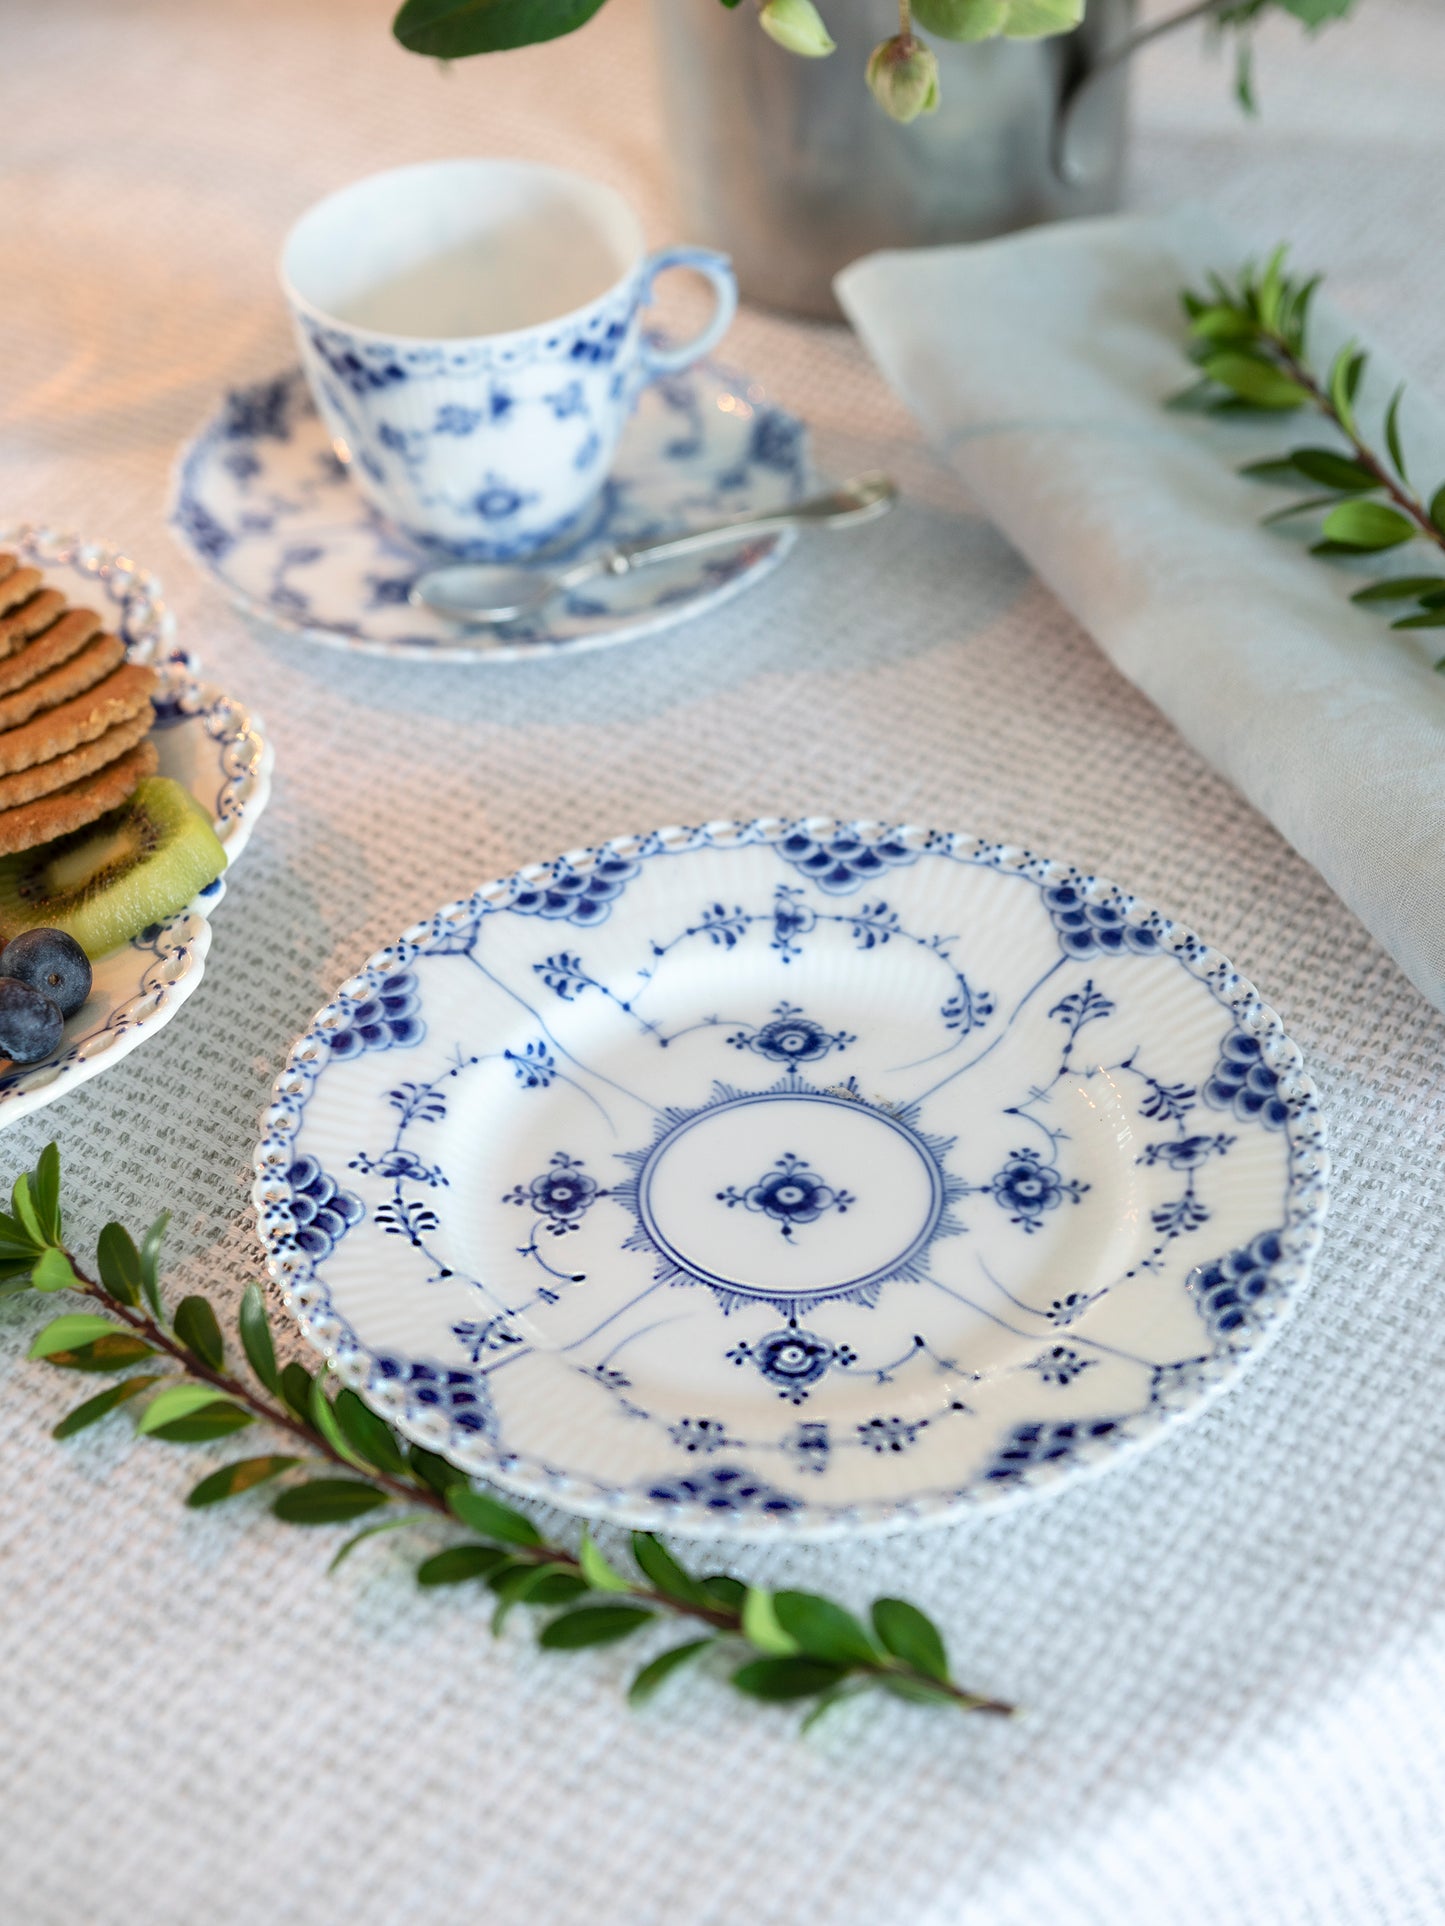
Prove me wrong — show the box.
[63,1254,1012,1714]
[1261,331,1444,553]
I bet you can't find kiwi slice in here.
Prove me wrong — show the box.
[0,777,226,959]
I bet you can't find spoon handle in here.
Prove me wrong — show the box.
[585,474,897,583]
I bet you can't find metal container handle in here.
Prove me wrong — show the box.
[1054,0,1228,184]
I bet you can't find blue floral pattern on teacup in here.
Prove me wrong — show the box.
[290,246,736,559]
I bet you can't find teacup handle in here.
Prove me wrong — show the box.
[635,246,738,381]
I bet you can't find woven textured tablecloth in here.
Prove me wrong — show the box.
[3,4,1443,1922]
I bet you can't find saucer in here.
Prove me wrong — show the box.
[254,819,1328,1540]
[0,525,272,1127]
[170,361,811,663]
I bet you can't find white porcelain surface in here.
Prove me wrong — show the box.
[0,525,272,1127]
[280,159,736,555]
[255,819,1327,1540]
[170,359,810,662]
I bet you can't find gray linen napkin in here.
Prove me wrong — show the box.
[837,206,1445,1014]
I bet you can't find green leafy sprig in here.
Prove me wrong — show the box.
[2,1144,1012,1730]
[1175,246,1445,667]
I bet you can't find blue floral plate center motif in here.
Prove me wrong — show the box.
[253,818,1328,1541]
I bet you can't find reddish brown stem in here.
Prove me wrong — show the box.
[58,1255,1011,1713]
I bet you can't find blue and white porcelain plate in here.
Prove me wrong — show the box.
[170,361,810,663]
[254,819,1327,1539]
[0,525,273,1128]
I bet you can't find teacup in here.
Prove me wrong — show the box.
[280,159,737,559]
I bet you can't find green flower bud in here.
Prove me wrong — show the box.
[865,34,941,124]
[758,0,836,58]
[1001,0,1083,37]
[912,0,1008,41]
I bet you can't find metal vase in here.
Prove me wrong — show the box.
[651,0,1135,319]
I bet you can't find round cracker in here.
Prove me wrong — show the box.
[0,661,157,774]
[0,609,105,697]
[0,739,159,857]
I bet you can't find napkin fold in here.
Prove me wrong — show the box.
[837,207,1445,1015]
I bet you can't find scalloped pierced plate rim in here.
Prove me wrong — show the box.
[253,817,1329,1541]
[166,357,809,665]
[0,524,273,1127]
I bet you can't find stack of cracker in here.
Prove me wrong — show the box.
[0,554,158,857]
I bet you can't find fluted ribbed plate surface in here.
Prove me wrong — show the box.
[254,818,1327,1539]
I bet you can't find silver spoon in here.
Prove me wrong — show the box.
[410,473,897,626]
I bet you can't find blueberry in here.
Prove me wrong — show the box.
[0,929,92,1019]
[0,977,64,1064]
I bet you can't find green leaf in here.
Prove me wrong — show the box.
[1287,273,1322,353]
[1276,0,1355,23]
[871,1597,950,1681]
[392,0,610,60]
[12,1172,44,1247]
[628,1637,714,1707]
[28,1313,118,1359]
[1430,484,1445,537]
[877,1673,964,1708]
[1187,304,1258,346]
[741,1586,799,1657]
[447,1485,543,1546]
[772,1591,881,1669]
[44,1333,156,1372]
[238,1283,282,1396]
[407,1442,467,1496]
[139,1382,233,1433]
[417,1543,513,1586]
[147,1402,255,1443]
[1319,500,1416,551]
[578,1532,635,1593]
[1385,385,1409,482]
[138,1212,168,1319]
[522,1569,589,1607]
[328,1517,416,1572]
[1238,457,1308,486]
[279,1359,315,1423]
[488,1561,553,1633]
[1390,609,1445,631]
[1420,588,1445,608]
[1256,242,1287,334]
[1288,447,1379,492]
[1201,352,1310,410]
[272,1478,389,1524]
[1164,376,1218,413]
[31,1246,80,1294]
[1349,576,1445,604]
[186,1455,300,1506]
[630,1532,704,1604]
[332,1388,411,1478]
[309,1375,369,1471]
[173,1294,224,1371]
[1260,494,1345,527]
[700,1574,746,1612]
[96,1223,142,1308]
[31,1143,61,1246]
[0,1212,38,1258]
[493,1556,578,1633]
[731,1656,848,1702]
[1234,40,1255,115]
[51,1373,164,1439]
[537,1603,655,1650]
[1327,344,1362,435]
